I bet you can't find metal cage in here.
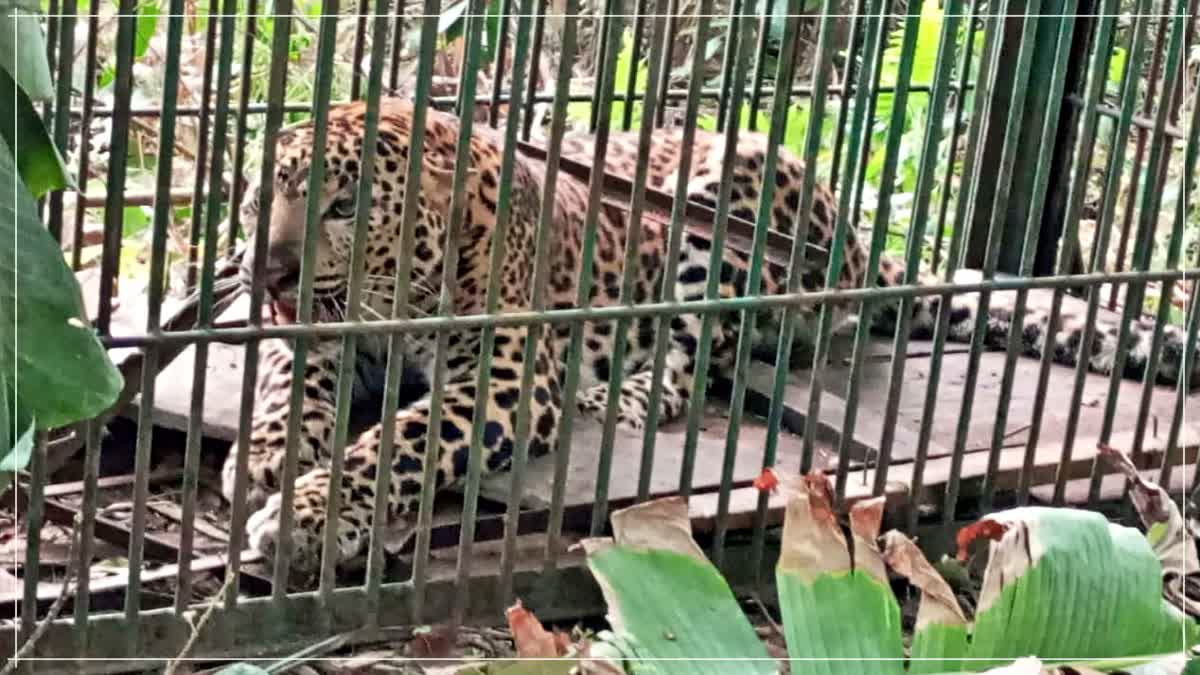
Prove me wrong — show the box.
[3,0,1198,669]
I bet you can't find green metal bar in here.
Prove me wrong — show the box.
[72,422,103,655]
[590,3,615,132]
[1017,0,1116,505]
[590,0,668,534]
[847,2,891,240]
[341,0,392,629]
[45,0,75,244]
[746,0,776,132]
[310,2,351,609]
[1044,0,1150,504]
[19,433,46,643]
[167,0,237,625]
[511,0,576,583]
[183,12,219,292]
[234,0,292,609]
[634,0,713,504]
[273,0,340,598]
[410,0,485,622]
[930,0,980,274]
[69,1,99,272]
[828,0,868,195]
[351,0,371,100]
[942,0,1041,524]
[95,0,137,335]
[540,0,586,571]
[135,0,187,614]
[1157,72,1200,489]
[622,0,647,130]
[903,4,1004,525]
[835,0,922,504]
[490,0,515,128]
[542,0,623,540]
[453,0,536,621]
[677,3,754,499]
[714,0,742,130]
[752,0,837,585]
[653,0,680,128]
[1088,0,1188,506]
[871,0,964,502]
[521,0,549,141]
[227,4,260,257]
[713,0,801,569]
[979,7,1077,512]
[801,0,885,480]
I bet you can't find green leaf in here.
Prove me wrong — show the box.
[775,479,904,675]
[0,417,34,496]
[965,507,1198,669]
[0,64,72,197]
[0,134,124,431]
[134,0,160,59]
[583,498,775,674]
[0,7,53,101]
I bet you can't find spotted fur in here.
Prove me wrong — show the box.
[223,98,1198,577]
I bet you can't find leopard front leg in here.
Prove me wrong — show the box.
[244,326,562,576]
[221,338,341,513]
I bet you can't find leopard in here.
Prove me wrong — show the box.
[222,97,1198,578]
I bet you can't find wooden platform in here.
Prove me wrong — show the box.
[113,286,1200,530]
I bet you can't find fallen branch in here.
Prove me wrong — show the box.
[162,568,237,675]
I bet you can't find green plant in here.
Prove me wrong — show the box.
[0,5,123,492]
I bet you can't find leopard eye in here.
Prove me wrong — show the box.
[329,197,357,219]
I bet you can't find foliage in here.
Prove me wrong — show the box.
[570,472,1198,674]
[0,8,122,489]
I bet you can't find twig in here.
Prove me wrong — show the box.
[163,568,237,675]
[748,592,783,637]
[1,516,80,675]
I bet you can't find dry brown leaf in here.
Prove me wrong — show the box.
[882,530,967,630]
[505,599,565,658]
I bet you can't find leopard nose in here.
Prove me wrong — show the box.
[262,240,302,297]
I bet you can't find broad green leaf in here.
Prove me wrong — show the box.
[0,7,53,101]
[964,507,1199,669]
[0,418,34,495]
[583,498,775,675]
[0,135,123,431]
[0,64,72,196]
[134,0,160,59]
[775,477,904,675]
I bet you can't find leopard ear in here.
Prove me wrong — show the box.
[421,164,480,194]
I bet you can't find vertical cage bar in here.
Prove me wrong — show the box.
[235,0,293,608]
[942,0,1041,524]
[930,0,980,274]
[828,0,868,195]
[678,2,754,499]
[746,0,776,131]
[71,422,103,655]
[491,0,517,128]
[1087,0,1187,505]
[752,0,836,581]
[454,0,536,619]
[870,0,963,498]
[227,4,260,257]
[802,0,886,484]
[184,12,220,291]
[408,0,483,623]
[45,0,76,244]
[1016,0,1116,504]
[591,6,614,132]
[521,0,549,141]
[331,0,391,621]
[498,0,593,603]
[389,0,406,91]
[902,4,1004,526]
[70,1,100,271]
[95,1,138,335]
[713,0,801,568]
[978,8,1076,512]
[834,0,921,504]
[589,0,667,534]
[1157,71,1199,488]
[352,0,372,99]
[621,0,647,130]
[536,0,586,569]
[714,0,743,130]
[634,0,711,504]
[19,434,46,643]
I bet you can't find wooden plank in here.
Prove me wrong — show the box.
[688,424,1200,533]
